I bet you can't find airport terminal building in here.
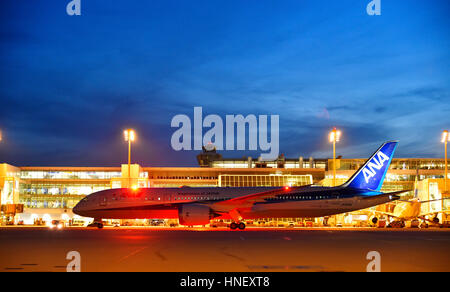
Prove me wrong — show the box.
[1,147,449,226]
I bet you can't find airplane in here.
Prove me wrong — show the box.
[73,141,407,230]
[368,169,449,227]
[375,199,449,228]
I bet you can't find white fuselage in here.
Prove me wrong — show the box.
[392,199,422,220]
[73,186,395,221]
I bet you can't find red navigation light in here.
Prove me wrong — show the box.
[284,186,290,191]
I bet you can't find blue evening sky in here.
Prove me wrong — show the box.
[0,0,449,166]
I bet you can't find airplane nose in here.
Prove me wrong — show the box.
[73,203,80,215]
[73,202,84,216]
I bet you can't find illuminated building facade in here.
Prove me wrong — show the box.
[0,151,449,225]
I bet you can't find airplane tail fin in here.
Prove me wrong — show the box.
[343,141,398,191]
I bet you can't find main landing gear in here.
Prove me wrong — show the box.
[228,209,245,230]
[229,222,246,230]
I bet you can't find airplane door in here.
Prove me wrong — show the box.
[330,192,341,206]
[99,196,107,207]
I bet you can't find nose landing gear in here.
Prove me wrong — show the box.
[87,219,104,229]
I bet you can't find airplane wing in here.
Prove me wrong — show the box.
[366,209,400,219]
[397,198,450,204]
[419,198,450,204]
[209,185,311,222]
[419,210,450,218]
[215,188,404,208]
[417,215,442,225]
[212,186,310,208]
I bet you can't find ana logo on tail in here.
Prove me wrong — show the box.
[362,151,390,183]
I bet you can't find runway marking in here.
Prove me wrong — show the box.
[20,263,38,266]
[247,265,324,271]
[154,250,167,261]
[118,246,149,263]
[283,236,292,241]
[4,267,24,270]
[220,247,245,262]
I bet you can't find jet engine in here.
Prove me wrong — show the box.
[370,216,378,225]
[178,204,213,226]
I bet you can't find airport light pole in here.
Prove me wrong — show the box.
[124,129,136,188]
[329,128,341,187]
[443,130,449,193]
